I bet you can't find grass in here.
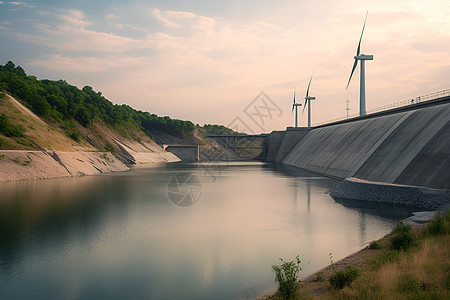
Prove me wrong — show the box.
[12,156,31,166]
[269,211,450,299]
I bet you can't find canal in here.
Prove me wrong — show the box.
[0,162,415,299]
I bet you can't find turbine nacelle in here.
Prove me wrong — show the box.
[305,96,316,101]
[354,54,373,60]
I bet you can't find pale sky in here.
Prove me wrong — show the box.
[1,0,449,132]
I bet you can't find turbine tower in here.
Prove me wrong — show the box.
[302,75,315,128]
[346,12,373,116]
[291,88,302,127]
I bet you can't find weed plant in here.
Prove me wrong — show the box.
[272,255,302,300]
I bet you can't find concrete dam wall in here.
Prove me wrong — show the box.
[265,101,450,190]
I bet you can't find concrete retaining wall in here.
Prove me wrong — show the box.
[262,131,286,162]
[280,102,450,189]
[274,127,311,162]
[165,145,199,162]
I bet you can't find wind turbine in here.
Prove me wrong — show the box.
[346,11,373,116]
[302,75,315,128]
[291,87,302,127]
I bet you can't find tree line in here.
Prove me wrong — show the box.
[0,61,195,139]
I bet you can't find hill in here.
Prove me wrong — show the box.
[0,61,257,181]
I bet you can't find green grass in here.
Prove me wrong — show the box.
[305,212,450,299]
[13,156,31,166]
[0,113,26,137]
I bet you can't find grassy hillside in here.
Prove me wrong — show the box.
[0,61,197,140]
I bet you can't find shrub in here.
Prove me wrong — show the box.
[13,156,31,166]
[62,119,81,142]
[0,113,25,137]
[329,265,359,290]
[391,222,415,251]
[315,271,325,282]
[425,211,449,236]
[104,143,115,152]
[272,255,302,299]
[369,240,382,250]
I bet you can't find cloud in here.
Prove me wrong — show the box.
[5,3,450,128]
[29,54,147,72]
[19,10,148,53]
[106,13,119,19]
[8,1,34,8]
[151,8,178,28]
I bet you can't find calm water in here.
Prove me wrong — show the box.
[0,162,415,299]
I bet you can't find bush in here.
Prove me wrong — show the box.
[391,222,415,251]
[0,113,25,137]
[425,211,449,236]
[329,265,359,290]
[315,271,325,282]
[369,240,382,250]
[272,255,302,299]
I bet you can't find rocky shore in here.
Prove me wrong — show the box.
[330,177,450,210]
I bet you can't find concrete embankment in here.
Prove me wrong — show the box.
[275,127,311,162]
[0,149,180,182]
[276,101,450,190]
[262,131,285,162]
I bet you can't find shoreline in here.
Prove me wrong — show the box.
[0,149,180,182]
[263,203,449,299]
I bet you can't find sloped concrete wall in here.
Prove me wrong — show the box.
[282,103,450,189]
[263,131,286,162]
[165,146,199,162]
[275,127,311,162]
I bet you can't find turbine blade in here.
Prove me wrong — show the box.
[291,88,296,114]
[306,75,313,98]
[356,11,368,56]
[346,59,358,90]
[302,99,308,115]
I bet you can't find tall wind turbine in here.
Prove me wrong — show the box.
[291,87,302,127]
[302,75,315,127]
[346,12,373,116]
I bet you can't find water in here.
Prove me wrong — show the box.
[0,162,415,299]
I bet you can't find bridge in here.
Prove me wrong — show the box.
[206,134,268,155]
[162,134,268,161]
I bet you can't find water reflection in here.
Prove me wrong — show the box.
[0,162,417,299]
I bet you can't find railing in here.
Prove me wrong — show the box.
[313,89,450,127]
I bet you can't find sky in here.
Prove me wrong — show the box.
[1,0,449,133]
